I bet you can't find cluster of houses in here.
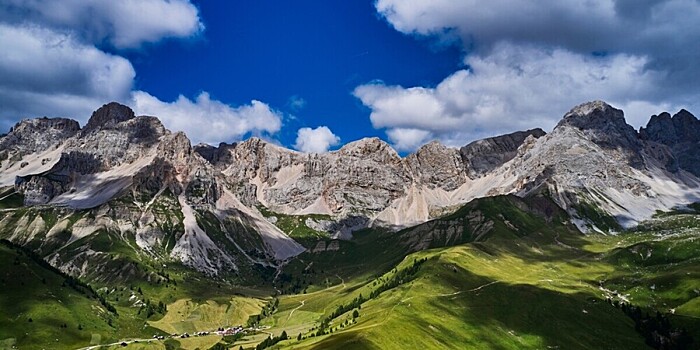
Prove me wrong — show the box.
[217,325,245,336]
[149,326,244,341]
[176,331,209,338]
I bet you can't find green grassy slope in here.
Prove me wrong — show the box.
[0,240,119,350]
[249,196,699,350]
[2,193,699,349]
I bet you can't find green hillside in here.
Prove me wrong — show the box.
[244,196,699,350]
[0,240,123,350]
[1,195,698,349]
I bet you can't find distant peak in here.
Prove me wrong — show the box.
[414,139,450,154]
[556,100,627,131]
[83,102,135,132]
[566,100,614,116]
[10,117,80,134]
[337,137,399,159]
[339,137,390,151]
[672,109,697,122]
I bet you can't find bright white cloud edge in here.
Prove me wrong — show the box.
[294,126,341,153]
[131,91,283,145]
[354,43,681,151]
[0,0,204,48]
[356,0,700,151]
[0,24,135,130]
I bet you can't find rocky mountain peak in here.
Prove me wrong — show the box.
[9,117,81,134]
[235,137,284,155]
[640,109,699,145]
[674,108,697,122]
[640,109,700,176]
[337,137,400,162]
[0,117,80,157]
[406,140,467,190]
[4,117,80,140]
[460,128,546,178]
[557,100,627,131]
[639,112,674,144]
[555,101,642,166]
[670,109,700,142]
[83,102,135,132]
[415,140,447,153]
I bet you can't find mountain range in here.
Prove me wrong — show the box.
[1,100,700,277]
[2,100,700,349]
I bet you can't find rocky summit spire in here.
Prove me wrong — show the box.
[83,102,135,132]
[640,109,700,176]
[555,101,642,162]
[556,100,627,131]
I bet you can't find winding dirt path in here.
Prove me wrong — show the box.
[287,300,306,321]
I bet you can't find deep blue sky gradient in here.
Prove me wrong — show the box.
[121,1,462,147]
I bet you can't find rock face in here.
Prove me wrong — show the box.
[82,102,136,133]
[0,117,79,159]
[0,102,303,278]
[640,109,700,176]
[191,100,700,233]
[459,128,546,177]
[218,137,410,215]
[497,101,700,230]
[406,141,468,191]
[556,101,644,167]
[2,99,700,277]
[215,137,476,230]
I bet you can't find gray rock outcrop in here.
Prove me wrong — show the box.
[640,109,700,176]
[3,99,700,276]
[459,128,545,178]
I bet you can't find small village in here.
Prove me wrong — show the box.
[149,325,249,341]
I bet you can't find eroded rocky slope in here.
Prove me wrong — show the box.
[1,100,700,279]
[200,101,700,233]
[0,103,303,280]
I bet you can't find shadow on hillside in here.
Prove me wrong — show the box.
[423,269,647,350]
[483,229,596,263]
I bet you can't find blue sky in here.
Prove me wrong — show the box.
[1,1,699,153]
[124,1,461,147]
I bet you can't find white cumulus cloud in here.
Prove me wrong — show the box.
[0,0,203,48]
[359,0,700,151]
[355,43,672,150]
[0,0,204,131]
[385,128,433,152]
[131,91,283,145]
[0,24,135,130]
[294,126,341,153]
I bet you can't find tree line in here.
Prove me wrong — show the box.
[315,257,429,336]
[609,299,693,349]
